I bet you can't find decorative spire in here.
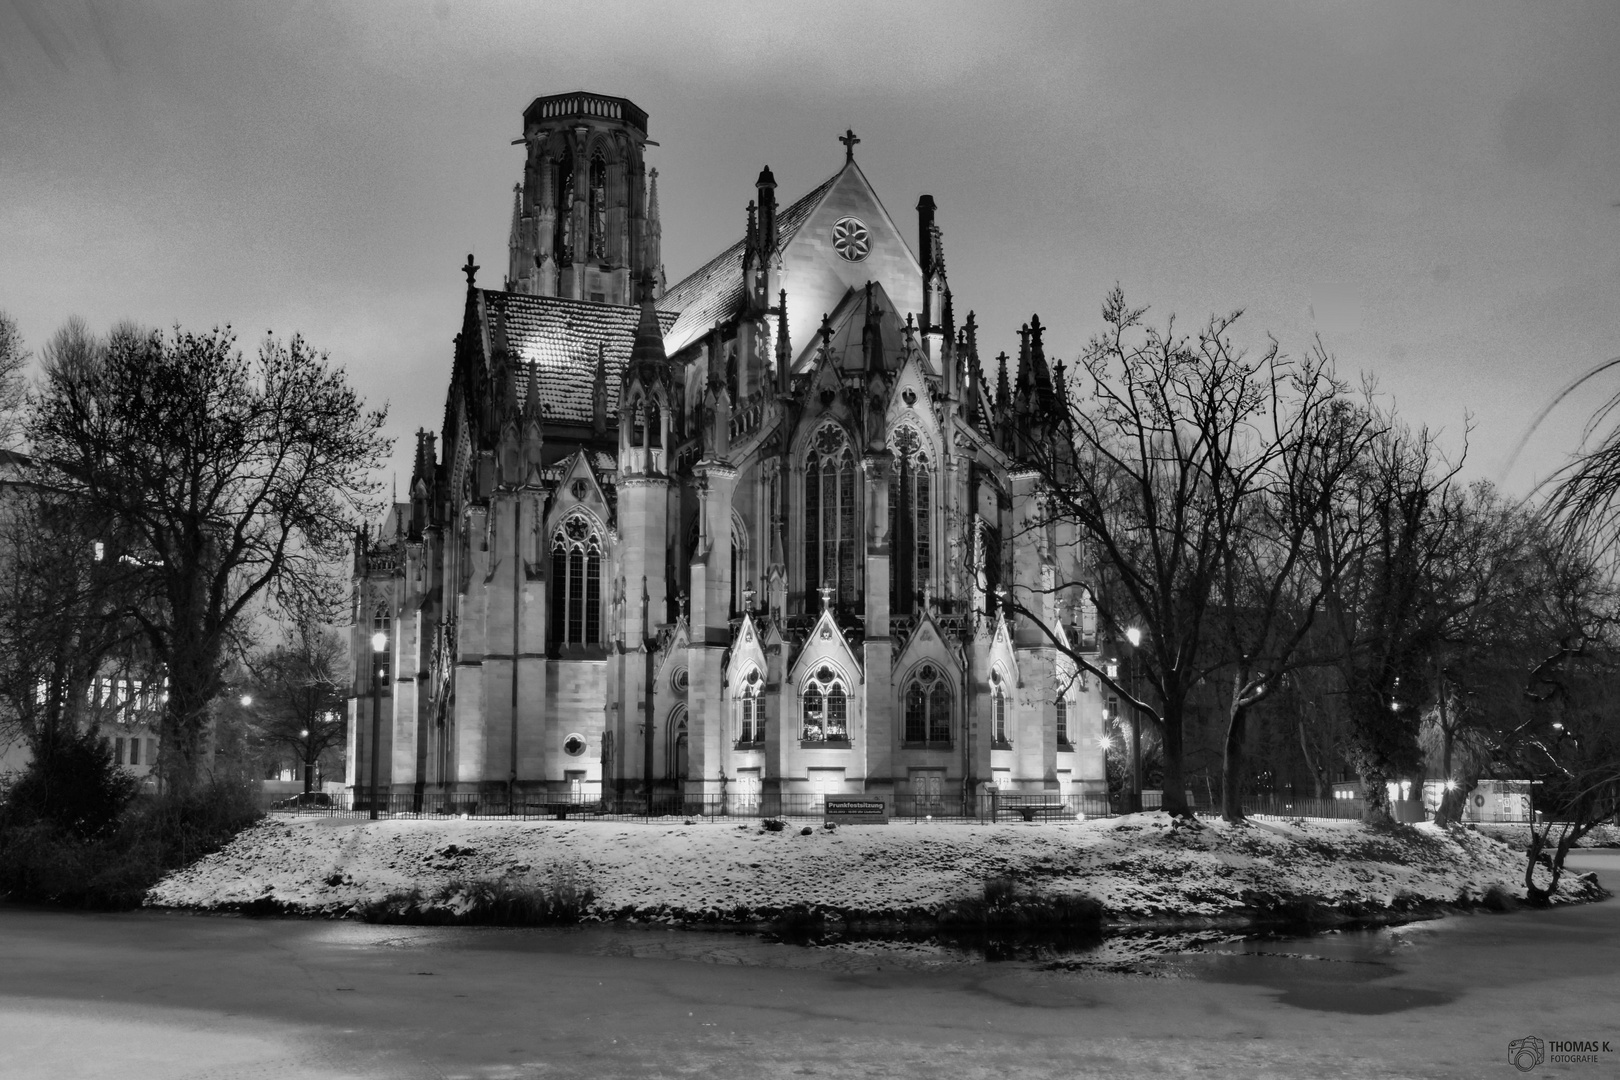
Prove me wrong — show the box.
[644,167,663,298]
[629,295,670,371]
[839,128,860,162]
[1029,313,1054,402]
[506,184,524,291]
[775,288,791,393]
[592,342,608,434]
[995,350,1012,415]
[756,166,778,255]
[523,360,541,420]
[462,253,479,289]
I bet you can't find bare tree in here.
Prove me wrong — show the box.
[0,311,28,448]
[26,323,390,794]
[1012,289,1369,819]
[247,613,349,792]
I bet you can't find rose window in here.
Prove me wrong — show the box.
[832,217,869,262]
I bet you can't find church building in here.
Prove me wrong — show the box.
[348,90,1108,812]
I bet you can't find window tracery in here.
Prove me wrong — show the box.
[549,512,603,648]
[888,425,932,615]
[736,667,763,745]
[804,425,856,607]
[801,665,848,742]
[902,663,952,745]
[991,669,1010,747]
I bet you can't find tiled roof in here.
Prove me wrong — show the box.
[482,292,678,425]
[658,168,842,354]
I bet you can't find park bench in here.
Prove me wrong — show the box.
[997,797,1075,822]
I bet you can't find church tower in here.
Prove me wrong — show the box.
[507,92,655,304]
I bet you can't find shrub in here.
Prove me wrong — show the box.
[0,725,137,840]
[936,876,1103,933]
[0,773,263,909]
[358,864,596,926]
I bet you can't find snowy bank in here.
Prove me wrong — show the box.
[145,812,1605,928]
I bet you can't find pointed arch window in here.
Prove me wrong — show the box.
[902,663,952,746]
[549,512,603,649]
[804,426,857,607]
[991,669,1010,748]
[554,142,575,263]
[372,606,392,681]
[629,394,645,447]
[587,151,607,261]
[736,667,764,745]
[801,665,849,743]
[888,426,933,615]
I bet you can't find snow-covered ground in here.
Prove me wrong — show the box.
[146,811,1605,926]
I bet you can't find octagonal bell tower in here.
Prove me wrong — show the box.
[506,91,657,304]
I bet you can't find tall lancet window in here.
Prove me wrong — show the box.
[888,425,932,615]
[588,152,607,261]
[549,512,602,649]
[804,425,857,607]
[554,142,575,263]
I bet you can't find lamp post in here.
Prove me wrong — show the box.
[369,629,387,820]
[1125,626,1143,812]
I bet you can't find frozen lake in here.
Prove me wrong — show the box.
[2,850,1616,1079]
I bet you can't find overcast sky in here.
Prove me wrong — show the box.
[3,1,1618,499]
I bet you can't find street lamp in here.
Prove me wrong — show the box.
[369,629,387,820]
[239,694,253,707]
[1124,626,1143,811]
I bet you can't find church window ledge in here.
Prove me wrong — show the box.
[800,739,853,750]
[991,739,1013,751]
[1056,741,1076,753]
[733,739,764,751]
[900,741,953,751]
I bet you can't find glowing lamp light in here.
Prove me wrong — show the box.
[1125,627,1142,647]
[371,631,388,653]
[239,694,252,707]
[1098,735,1114,751]
[1444,779,1457,792]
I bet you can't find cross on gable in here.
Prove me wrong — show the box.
[839,128,860,161]
[462,253,479,287]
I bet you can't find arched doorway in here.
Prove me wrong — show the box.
[665,706,688,786]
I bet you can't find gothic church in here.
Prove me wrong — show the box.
[348,91,1106,811]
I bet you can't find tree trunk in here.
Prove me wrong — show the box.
[1221,699,1249,823]
[1361,763,1392,825]
[1159,704,1190,817]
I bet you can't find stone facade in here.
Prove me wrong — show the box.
[347,91,1108,810]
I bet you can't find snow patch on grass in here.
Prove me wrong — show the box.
[145,811,1601,926]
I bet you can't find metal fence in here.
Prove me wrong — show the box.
[263,788,1374,824]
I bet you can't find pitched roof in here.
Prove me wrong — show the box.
[481,291,678,425]
[658,168,843,355]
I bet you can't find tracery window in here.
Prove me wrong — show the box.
[587,152,607,261]
[804,426,857,606]
[554,143,575,262]
[372,606,392,680]
[1056,697,1069,747]
[975,518,1002,616]
[736,668,763,745]
[801,665,849,742]
[902,663,952,746]
[888,426,932,615]
[991,669,1010,747]
[549,512,603,648]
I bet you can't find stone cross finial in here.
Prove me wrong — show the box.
[839,128,860,161]
[819,585,834,611]
[462,253,479,287]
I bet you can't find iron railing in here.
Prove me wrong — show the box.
[263,789,1382,824]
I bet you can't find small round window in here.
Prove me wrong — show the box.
[671,668,688,692]
[832,217,869,262]
[563,733,587,757]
